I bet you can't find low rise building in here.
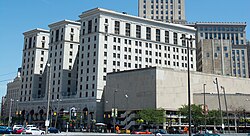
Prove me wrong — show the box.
[104,67,250,129]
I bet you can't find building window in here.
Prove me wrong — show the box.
[174,32,178,45]
[156,29,160,42]
[125,23,130,36]
[88,20,92,34]
[146,27,151,40]
[136,25,141,38]
[165,31,169,43]
[114,21,120,35]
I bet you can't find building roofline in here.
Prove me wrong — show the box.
[79,8,196,32]
[23,28,49,35]
[107,66,250,81]
[48,19,81,28]
[187,21,247,26]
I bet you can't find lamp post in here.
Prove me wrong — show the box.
[181,35,195,136]
[54,99,62,128]
[213,78,224,133]
[8,99,14,127]
[203,84,207,132]
[221,86,230,133]
[45,63,51,134]
[125,94,128,129]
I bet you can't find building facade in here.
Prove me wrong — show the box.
[78,8,195,121]
[48,20,81,100]
[104,67,250,129]
[138,0,186,24]
[20,29,50,102]
[15,8,195,126]
[188,22,248,78]
[3,68,22,119]
[197,39,232,76]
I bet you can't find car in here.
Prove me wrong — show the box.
[193,133,220,136]
[0,126,13,134]
[24,127,45,135]
[14,127,25,134]
[48,127,60,133]
[153,129,167,134]
[26,124,37,128]
[131,130,152,134]
[13,125,23,130]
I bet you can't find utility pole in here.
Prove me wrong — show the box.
[221,86,230,133]
[203,84,207,132]
[181,35,194,136]
[45,63,51,134]
[214,78,224,133]
[8,99,14,127]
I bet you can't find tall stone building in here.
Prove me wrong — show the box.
[16,8,196,126]
[138,0,186,24]
[197,39,232,76]
[188,22,248,78]
[3,68,21,119]
[20,29,50,102]
[48,20,81,100]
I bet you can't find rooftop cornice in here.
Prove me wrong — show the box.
[79,8,196,32]
[48,19,81,28]
[187,21,247,26]
[23,28,49,36]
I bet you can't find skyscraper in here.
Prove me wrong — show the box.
[138,0,186,24]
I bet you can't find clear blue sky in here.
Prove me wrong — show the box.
[0,0,249,99]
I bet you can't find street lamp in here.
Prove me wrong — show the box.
[181,35,195,136]
[203,84,207,131]
[8,99,14,127]
[213,78,224,133]
[45,63,51,134]
[221,86,230,133]
[125,94,128,129]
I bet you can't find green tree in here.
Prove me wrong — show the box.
[137,108,165,127]
[206,110,221,125]
[178,104,221,126]
[178,104,203,126]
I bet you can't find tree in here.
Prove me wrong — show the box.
[178,104,203,126]
[206,110,221,125]
[137,108,165,127]
[178,104,221,126]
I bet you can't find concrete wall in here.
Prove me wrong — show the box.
[105,67,250,112]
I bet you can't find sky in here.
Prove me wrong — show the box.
[0,0,250,99]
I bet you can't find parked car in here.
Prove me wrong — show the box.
[131,130,152,134]
[14,127,25,134]
[13,125,23,130]
[193,133,220,136]
[24,127,45,135]
[26,124,37,128]
[153,129,167,134]
[48,127,60,133]
[0,126,13,134]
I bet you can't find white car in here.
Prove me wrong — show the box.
[24,127,45,135]
[13,125,22,130]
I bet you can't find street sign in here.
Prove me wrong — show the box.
[45,120,49,127]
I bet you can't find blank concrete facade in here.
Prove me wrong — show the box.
[104,67,250,112]
[138,0,186,24]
